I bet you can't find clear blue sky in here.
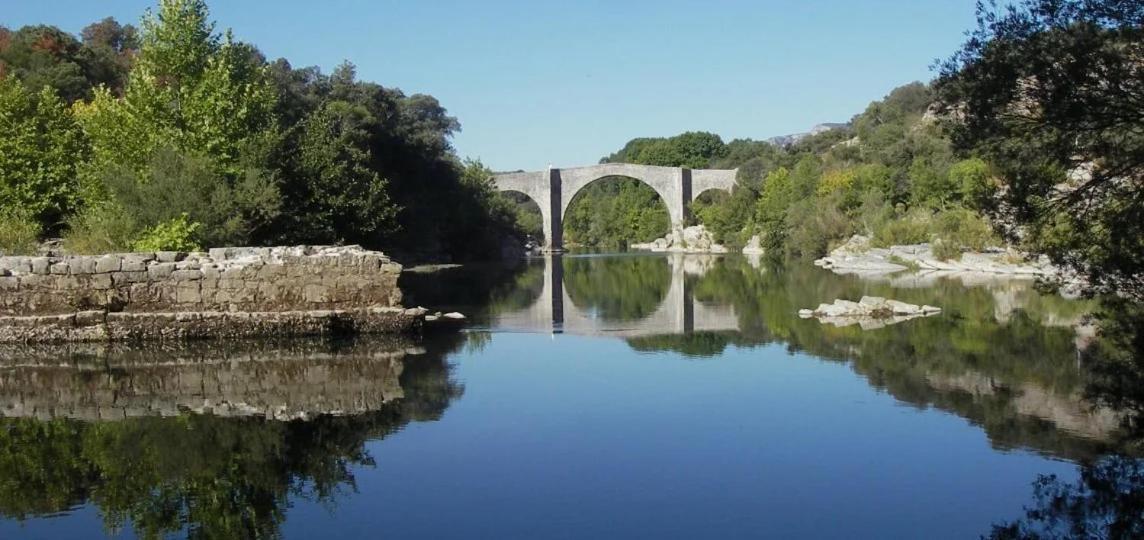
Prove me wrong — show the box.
[6,1,977,171]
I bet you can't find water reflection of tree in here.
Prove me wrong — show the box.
[563,256,671,321]
[987,301,1144,539]
[0,334,467,539]
[675,258,1112,459]
[627,332,733,358]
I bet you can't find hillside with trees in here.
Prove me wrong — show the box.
[0,0,522,261]
[579,83,995,260]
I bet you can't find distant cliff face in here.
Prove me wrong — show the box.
[766,122,849,147]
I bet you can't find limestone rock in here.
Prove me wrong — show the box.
[813,236,1084,294]
[741,235,765,255]
[800,297,940,329]
[630,224,731,254]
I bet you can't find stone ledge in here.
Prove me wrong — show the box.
[0,245,404,316]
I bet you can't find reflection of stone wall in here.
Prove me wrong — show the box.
[0,339,419,421]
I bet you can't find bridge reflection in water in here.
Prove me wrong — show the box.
[493,254,741,337]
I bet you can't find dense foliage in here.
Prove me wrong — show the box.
[0,0,522,260]
[563,178,671,249]
[935,0,1144,299]
[595,84,1000,259]
[0,19,137,103]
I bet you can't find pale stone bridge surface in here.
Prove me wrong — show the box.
[493,164,737,251]
[492,255,740,338]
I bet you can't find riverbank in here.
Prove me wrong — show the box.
[0,245,439,343]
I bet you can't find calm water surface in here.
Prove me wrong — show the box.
[1,253,1138,539]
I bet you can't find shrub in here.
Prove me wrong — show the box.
[132,214,202,252]
[873,207,933,246]
[786,193,853,258]
[933,207,998,259]
[854,189,894,236]
[62,203,138,255]
[0,208,41,255]
[102,148,280,248]
[932,238,963,261]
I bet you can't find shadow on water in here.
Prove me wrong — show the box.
[0,334,469,539]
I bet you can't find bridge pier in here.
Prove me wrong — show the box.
[492,164,737,252]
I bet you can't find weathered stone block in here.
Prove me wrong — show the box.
[0,277,18,291]
[50,262,69,275]
[156,251,184,263]
[90,274,114,290]
[258,264,285,278]
[122,254,153,272]
[218,278,244,290]
[171,269,203,281]
[68,258,97,275]
[94,255,121,273]
[111,271,148,285]
[30,257,50,275]
[175,284,202,304]
[147,263,175,280]
[303,284,329,303]
[175,260,201,271]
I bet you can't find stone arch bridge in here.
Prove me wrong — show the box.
[493,164,737,251]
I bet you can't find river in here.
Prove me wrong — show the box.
[0,253,1138,539]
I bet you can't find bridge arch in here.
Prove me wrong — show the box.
[492,164,737,251]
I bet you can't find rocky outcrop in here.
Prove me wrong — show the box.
[631,225,730,253]
[798,296,941,329]
[815,235,1068,278]
[0,245,429,343]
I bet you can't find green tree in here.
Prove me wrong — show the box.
[755,167,793,250]
[71,0,280,249]
[936,0,1144,298]
[0,22,135,103]
[603,131,727,169]
[281,97,397,244]
[947,157,994,210]
[76,0,278,181]
[0,77,86,232]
